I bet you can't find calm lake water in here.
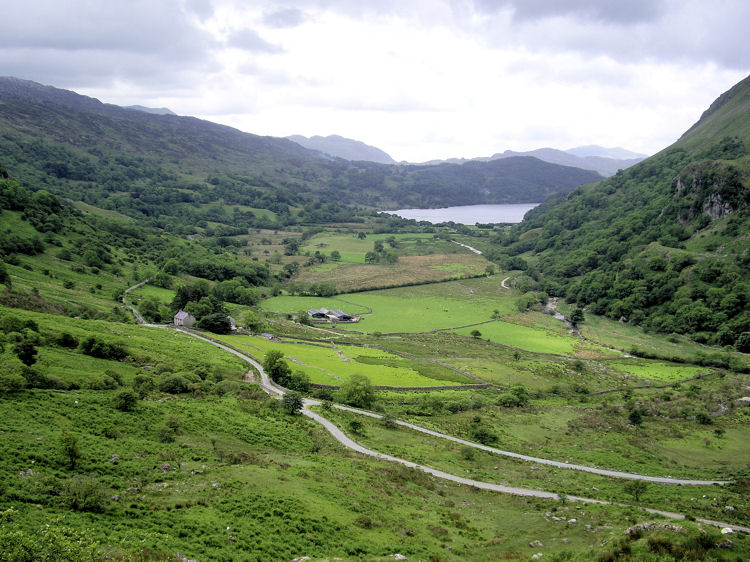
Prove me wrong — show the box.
[385,203,539,225]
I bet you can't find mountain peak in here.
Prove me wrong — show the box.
[286,134,396,164]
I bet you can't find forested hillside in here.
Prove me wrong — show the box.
[489,75,750,350]
[0,77,599,231]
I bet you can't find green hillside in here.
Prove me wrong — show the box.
[0,77,599,233]
[489,74,750,350]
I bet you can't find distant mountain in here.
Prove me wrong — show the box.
[0,77,601,227]
[491,74,750,350]
[287,134,396,164]
[490,147,644,177]
[124,105,177,116]
[565,145,647,159]
[416,146,645,177]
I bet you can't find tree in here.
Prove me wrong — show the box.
[470,329,482,339]
[357,232,367,240]
[336,374,376,409]
[624,480,648,502]
[282,391,303,414]
[59,430,81,470]
[195,312,232,334]
[264,350,292,386]
[569,307,585,325]
[330,250,341,261]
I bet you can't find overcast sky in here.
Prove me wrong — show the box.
[3,0,748,162]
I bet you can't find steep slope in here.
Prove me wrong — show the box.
[286,134,396,164]
[490,74,750,350]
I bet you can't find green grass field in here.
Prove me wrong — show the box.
[608,360,707,382]
[214,334,473,386]
[454,321,578,355]
[264,277,517,334]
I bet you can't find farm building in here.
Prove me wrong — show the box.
[173,310,196,327]
[307,308,355,322]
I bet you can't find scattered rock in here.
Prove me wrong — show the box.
[624,522,682,537]
[529,540,544,547]
[212,482,221,488]
[291,558,311,562]
[191,469,204,475]
[393,555,407,560]
[227,535,236,542]
[725,505,735,511]
[126,487,140,493]
[552,517,562,521]
[161,463,172,471]
[531,554,543,559]
[19,469,34,478]
[568,519,577,524]
[111,495,121,502]
[36,437,42,441]
[717,539,734,549]
[721,527,734,535]
[175,553,196,562]
[561,538,569,544]
[110,454,120,464]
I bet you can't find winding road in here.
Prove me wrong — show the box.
[124,284,748,533]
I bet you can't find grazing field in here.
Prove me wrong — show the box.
[608,360,707,382]
[264,277,518,334]
[300,232,458,263]
[215,334,474,386]
[293,253,491,292]
[454,321,578,355]
[129,283,176,305]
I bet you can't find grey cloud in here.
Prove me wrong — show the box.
[262,8,308,28]
[473,0,665,24]
[227,29,284,53]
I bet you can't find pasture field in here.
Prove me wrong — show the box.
[454,321,578,355]
[264,277,517,333]
[214,334,473,386]
[292,253,491,292]
[129,283,176,305]
[300,232,457,263]
[608,360,707,382]
[319,405,750,528]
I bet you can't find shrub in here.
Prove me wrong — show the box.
[61,476,108,513]
[113,389,138,411]
[78,336,127,360]
[158,375,189,394]
[281,391,304,414]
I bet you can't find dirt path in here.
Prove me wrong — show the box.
[501,276,511,289]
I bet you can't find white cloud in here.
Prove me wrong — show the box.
[2,0,748,162]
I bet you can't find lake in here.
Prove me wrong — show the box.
[384,203,539,225]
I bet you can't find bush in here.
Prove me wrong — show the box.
[61,476,108,513]
[78,336,127,360]
[158,375,189,394]
[281,391,304,414]
[113,389,138,411]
